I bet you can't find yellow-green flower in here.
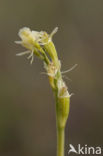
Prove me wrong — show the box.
[15,27,58,64]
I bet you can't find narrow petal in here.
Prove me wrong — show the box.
[15,41,22,44]
[30,53,34,64]
[27,51,33,59]
[16,51,30,56]
[61,64,78,74]
[50,27,58,38]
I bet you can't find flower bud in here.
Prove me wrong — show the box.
[43,27,59,67]
[56,79,70,128]
[56,96,70,129]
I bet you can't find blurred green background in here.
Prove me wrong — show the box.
[0,0,103,156]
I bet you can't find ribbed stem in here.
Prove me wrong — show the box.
[57,127,65,156]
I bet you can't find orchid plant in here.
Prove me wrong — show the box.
[16,27,76,156]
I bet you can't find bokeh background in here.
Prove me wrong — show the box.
[0,0,103,156]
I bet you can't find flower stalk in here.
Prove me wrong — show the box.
[15,27,71,156]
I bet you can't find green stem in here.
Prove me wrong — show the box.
[57,127,65,156]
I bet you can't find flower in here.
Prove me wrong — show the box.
[44,62,58,77]
[15,27,58,64]
[57,79,71,98]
